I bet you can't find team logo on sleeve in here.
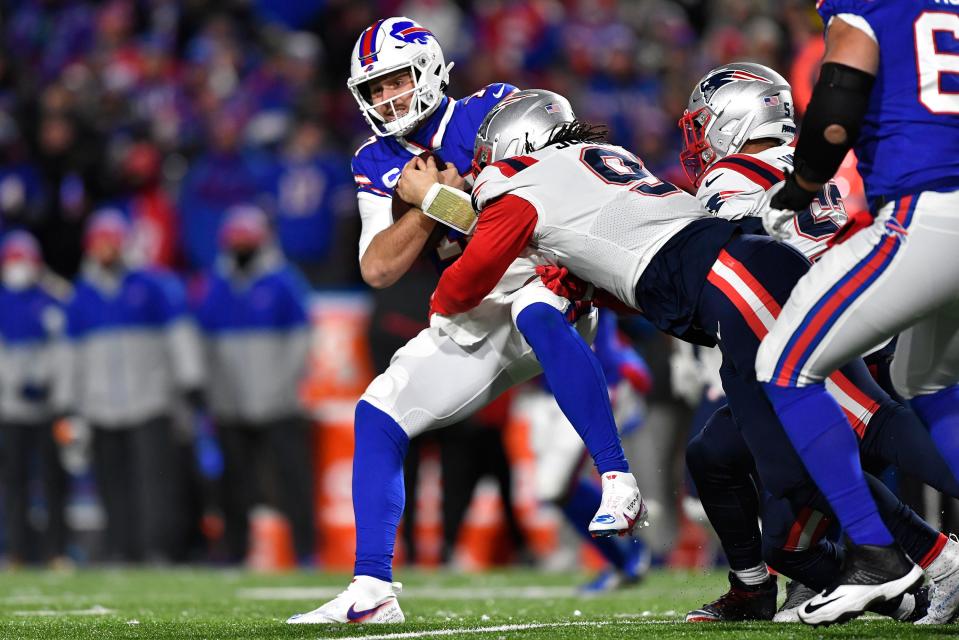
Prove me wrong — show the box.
[705,190,743,214]
[700,69,772,102]
[389,21,434,44]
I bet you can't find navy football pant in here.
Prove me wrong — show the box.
[688,406,944,589]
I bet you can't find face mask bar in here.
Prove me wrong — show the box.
[678,107,715,187]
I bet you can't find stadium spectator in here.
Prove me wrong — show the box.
[192,206,314,565]
[59,211,205,562]
[268,118,354,285]
[177,110,273,271]
[0,231,71,566]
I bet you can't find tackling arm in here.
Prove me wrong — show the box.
[431,195,538,317]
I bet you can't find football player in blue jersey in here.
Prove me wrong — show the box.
[754,0,959,625]
[286,18,643,624]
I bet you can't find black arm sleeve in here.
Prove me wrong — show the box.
[793,62,876,185]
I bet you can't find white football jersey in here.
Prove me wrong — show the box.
[473,142,707,308]
[696,144,848,261]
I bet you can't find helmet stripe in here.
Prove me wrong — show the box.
[359,19,385,64]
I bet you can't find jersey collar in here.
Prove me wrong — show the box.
[397,97,456,155]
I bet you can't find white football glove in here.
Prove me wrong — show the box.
[760,181,797,242]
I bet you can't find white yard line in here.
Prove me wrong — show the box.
[344,619,677,640]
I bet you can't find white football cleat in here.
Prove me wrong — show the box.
[588,471,646,538]
[917,534,959,624]
[286,576,404,624]
[798,544,923,627]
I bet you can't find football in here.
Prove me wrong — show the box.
[391,149,452,253]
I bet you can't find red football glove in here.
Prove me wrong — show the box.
[536,264,593,301]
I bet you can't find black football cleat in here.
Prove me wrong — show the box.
[798,544,924,627]
[685,572,777,622]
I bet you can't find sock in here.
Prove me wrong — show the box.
[911,386,959,484]
[864,473,940,565]
[920,534,950,576]
[353,400,410,582]
[560,478,627,569]
[763,382,893,546]
[733,563,770,586]
[516,302,628,474]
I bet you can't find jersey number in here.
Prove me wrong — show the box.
[794,183,845,240]
[579,147,680,197]
[915,12,959,114]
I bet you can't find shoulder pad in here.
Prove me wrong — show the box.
[470,155,539,210]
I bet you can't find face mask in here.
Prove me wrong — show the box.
[2,262,39,290]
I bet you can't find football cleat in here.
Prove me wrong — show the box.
[776,580,925,623]
[773,580,818,623]
[588,472,646,538]
[798,544,923,627]
[917,534,959,624]
[286,576,404,624]
[579,539,649,593]
[685,572,777,622]
[579,569,624,594]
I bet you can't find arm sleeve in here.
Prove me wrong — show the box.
[357,191,393,261]
[431,195,538,316]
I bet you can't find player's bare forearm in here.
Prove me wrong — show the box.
[360,209,437,288]
[791,16,880,194]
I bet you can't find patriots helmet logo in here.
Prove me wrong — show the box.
[700,68,773,103]
[390,21,434,45]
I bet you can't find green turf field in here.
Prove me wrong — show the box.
[0,567,951,639]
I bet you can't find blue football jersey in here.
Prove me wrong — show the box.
[351,82,518,269]
[817,0,959,202]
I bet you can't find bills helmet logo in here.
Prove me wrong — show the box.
[390,21,434,44]
[700,69,773,103]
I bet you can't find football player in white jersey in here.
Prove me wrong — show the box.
[399,88,941,625]
[680,63,846,261]
[286,19,643,625]
[678,63,959,624]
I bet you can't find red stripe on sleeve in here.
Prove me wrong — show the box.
[431,195,538,316]
[703,154,785,190]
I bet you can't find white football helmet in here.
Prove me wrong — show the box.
[472,89,575,172]
[347,17,453,138]
[679,62,795,186]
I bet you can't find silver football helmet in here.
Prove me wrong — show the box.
[347,17,453,137]
[679,62,795,186]
[472,89,575,173]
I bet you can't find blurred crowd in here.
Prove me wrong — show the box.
[0,0,844,568]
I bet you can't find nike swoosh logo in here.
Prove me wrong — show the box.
[802,596,842,614]
[703,175,721,188]
[492,86,506,99]
[347,602,387,622]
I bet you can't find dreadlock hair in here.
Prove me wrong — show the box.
[545,120,609,147]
